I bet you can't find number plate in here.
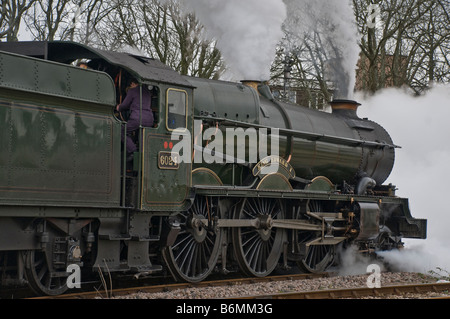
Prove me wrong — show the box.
[158,151,180,170]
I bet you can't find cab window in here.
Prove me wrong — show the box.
[166,89,187,130]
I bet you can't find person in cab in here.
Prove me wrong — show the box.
[116,78,154,161]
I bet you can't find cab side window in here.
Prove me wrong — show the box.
[166,89,187,130]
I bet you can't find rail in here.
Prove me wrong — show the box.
[232,282,450,299]
[27,273,330,299]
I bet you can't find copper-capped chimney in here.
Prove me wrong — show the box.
[241,80,261,92]
[241,80,275,100]
[329,99,361,119]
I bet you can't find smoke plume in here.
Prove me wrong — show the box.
[282,0,360,98]
[176,0,286,81]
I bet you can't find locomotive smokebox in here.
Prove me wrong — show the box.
[329,99,361,119]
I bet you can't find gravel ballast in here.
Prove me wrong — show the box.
[112,272,445,299]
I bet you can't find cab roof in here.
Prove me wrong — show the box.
[0,41,194,88]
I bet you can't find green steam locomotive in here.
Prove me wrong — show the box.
[0,41,426,295]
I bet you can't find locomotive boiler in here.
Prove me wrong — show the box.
[0,41,426,295]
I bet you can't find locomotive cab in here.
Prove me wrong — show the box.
[0,40,196,211]
[84,51,195,212]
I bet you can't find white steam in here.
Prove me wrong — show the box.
[177,0,286,81]
[282,0,360,98]
[335,245,386,276]
[356,85,450,275]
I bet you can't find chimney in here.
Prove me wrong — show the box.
[241,80,262,93]
[329,99,361,119]
[241,80,275,101]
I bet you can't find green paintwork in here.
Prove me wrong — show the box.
[0,50,121,207]
[140,131,192,211]
[184,76,395,187]
[305,176,335,192]
[0,50,115,106]
[258,98,395,185]
[256,174,292,191]
[192,168,223,186]
[139,85,194,211]
[184,76,260,124]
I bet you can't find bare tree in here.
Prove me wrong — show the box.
[0,0,36,41]
[23,0,74,41]
[273,0,449,107]
[67,0,116,45]
[167,4,223,78]
[6,0,223,79]
[354,0,449,95]
[101,0,224,79]
[271,0,357,108]
[405,0,450,92]
[6,0,446,92]
[2,0,116,45]
[271,43,333,109]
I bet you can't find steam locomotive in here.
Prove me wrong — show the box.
[0,41,426,296]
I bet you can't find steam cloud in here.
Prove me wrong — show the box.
[356,85,450,276]
[174,0,359,93]
[177,0,286,81]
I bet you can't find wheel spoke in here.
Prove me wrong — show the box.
[163,196,222,282]
[23,250,68,296]
[297,200,336,273]
[242,232,260,249]
[172,232,191,250]
[232,198,285,277]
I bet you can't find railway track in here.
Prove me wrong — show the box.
[23,272,450,300]
[234,282,450,299]
[28,272,330,299]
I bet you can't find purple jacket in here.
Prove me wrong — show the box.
[118,85,154,130]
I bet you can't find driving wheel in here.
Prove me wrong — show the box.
[232,197,286,277]
[162,196,222,282]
